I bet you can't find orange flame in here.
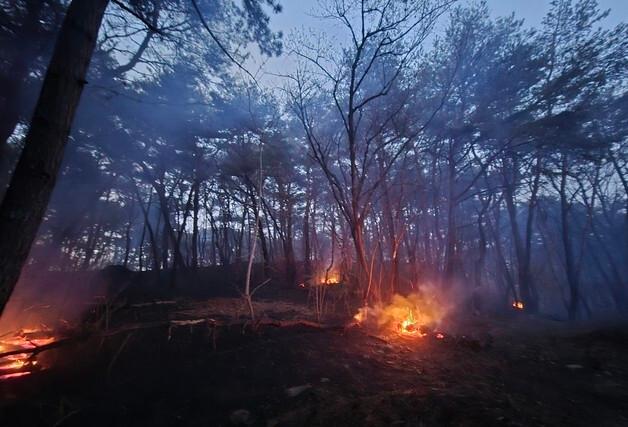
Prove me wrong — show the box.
[0,327,57,381]
[319,269,341,286]
[353,288,449,338]
[512,301,524,310]
[398,309,427,337]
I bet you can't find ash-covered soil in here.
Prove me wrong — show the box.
[1,298,628,427]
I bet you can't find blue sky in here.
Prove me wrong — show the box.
[247,0,628,87]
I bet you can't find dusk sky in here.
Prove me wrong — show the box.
[248,0,628,87]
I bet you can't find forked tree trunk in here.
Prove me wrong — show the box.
[0,0,110,316]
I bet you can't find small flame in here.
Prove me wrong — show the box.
[512,301,524,310]
[320,270,341,286]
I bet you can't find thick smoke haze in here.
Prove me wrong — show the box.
[0,0,626,330]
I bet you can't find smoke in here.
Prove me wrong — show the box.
[0,267,107,335]
[354,283,453,333]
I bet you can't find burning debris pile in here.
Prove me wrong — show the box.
[0,326,58,380]
[353,289,450,339]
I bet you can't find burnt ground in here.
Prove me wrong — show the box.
[1,297,628,427]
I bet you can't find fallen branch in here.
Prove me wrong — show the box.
[130,300,177,308]
[255,319,337,329]
[0,335,84,359]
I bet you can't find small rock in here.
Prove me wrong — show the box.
[320,377,330,383]
[566,364,583,370]
[285,384,312,397]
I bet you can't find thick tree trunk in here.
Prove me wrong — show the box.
[0,0,110,316]
[0,0,47,195]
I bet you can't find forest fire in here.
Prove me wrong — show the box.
[0,327,57,380]
[0,0,626,424]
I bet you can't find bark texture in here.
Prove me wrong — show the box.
[0,0,110,315]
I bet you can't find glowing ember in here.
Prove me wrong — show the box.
[512,301,524,310]
[0,327,57,380]
[435,332,445,340]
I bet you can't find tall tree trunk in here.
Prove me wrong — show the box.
[0,0,48,198]
[252,197,269,277]
[503,156,538,312]
[559,155,580,320]
[443,142,458,288]
[352,219,371,302]
[303,193,312,280]
[0,0,109,315]
[136,190,160,272]
[154,182,185,269]
[123,219,133,268]
[245,178,269,277]
[191,179,200,269]
[281,190,296,287]
[82,222,103,270]
[138,215,147,271]
[488,202,517,305]
[520,157,542,310]
[379,155,400,296]
[473,197,490,313]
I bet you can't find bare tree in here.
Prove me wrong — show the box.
[288,0,454,302]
